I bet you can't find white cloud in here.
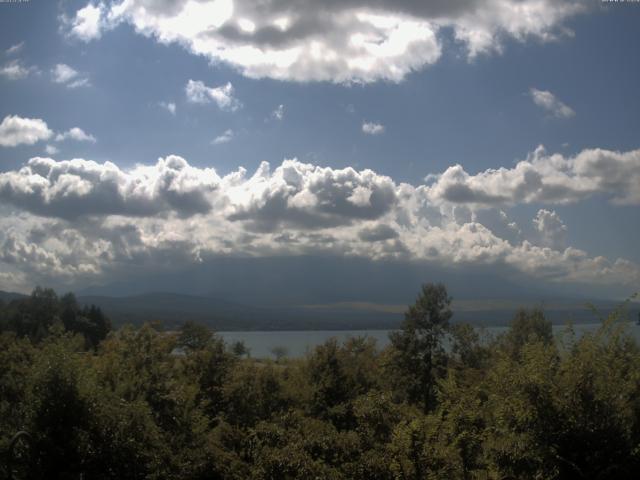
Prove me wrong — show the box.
[5,42,25,56]
[0,150,638,292]
[67,78,90,89]
[0,60,38,80]
[159,101,176,115]
[66,0,587,84]
[271,104,284,121]
[212,129,234,145]
[51,63,77,83]
[51,63,90,88]
[0,155,220,219]
[532,209,568,250]
[55,127,97,143]
[225,159,397,232]
[358,224,399,242]
[67,3,106,41]
[426,145,640,208]
[530,88,575,118]
[362,122,385,135]
[185,80,241,111]
[0,115,53,147]
[44,144,59,155]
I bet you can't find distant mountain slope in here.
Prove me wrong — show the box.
[78,292,639,331]
[76,256,547,304]
[5,287,636,331]
[0,290,27,303]
[77,292,403,330]
[78,292,262,330]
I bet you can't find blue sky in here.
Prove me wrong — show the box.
[0,0,639,300]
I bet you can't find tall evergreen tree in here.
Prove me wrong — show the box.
[388,283,452,412]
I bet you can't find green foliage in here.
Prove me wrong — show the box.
[1,286,639,479]
[387,283,452,412]
[231,340,250,358]
[269,345,288,362]
[450,322,488,370]
[0,287,111,347]
[178,320,215,351]
[222,362,289,427]
[306,336,381,429]
[497,307,553,359]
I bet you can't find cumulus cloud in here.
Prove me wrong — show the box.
[0,59,39,80]
[212,129,234,144]
[159,101,176,115]
[66,2,107,41]
[427,145,640,208]
[530,88,575,118]
[51,63,90,88]
[1,148,638,293]
[0,155,220,219]
[64,0,586,84]
[532,209,568,250]
[55,127,97,143]
[226,160,398,232]
[185,80,241,111]
[51,64,78,83]
[362,121,385,135]
[0,115,53,147]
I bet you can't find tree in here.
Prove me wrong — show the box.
[307,339,351,424]
[178,320,213,351]
[270,345,288,362]
[2,289,111,348]
[231,340,250,358]
[223,363,288,427]
[450,323,487,370]
[387,283,452,412]
[499,307,552,359]
[82,304,111,347]
[8,287,59,341]
[26,334,90,479]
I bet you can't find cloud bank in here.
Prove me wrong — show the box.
[65,0,587,83]
[1,145,638,293]
[427,146,640,207]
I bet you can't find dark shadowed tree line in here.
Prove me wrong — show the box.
[0,287,110,348]
[1,284,639,479]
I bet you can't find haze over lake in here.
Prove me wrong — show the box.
[219,323,640,358]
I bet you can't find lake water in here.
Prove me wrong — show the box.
[219,322,640,359]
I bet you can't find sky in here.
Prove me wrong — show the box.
[0,0,639,302]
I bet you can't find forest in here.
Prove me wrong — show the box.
[1,284,639,479]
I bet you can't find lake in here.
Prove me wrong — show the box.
[219,322,640,359]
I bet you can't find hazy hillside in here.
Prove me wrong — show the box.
[0,290,27,303]
[78,292,638,330]
[2,287,636,331]
[76,292,402,330]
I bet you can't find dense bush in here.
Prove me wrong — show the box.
[1,285,639,479]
